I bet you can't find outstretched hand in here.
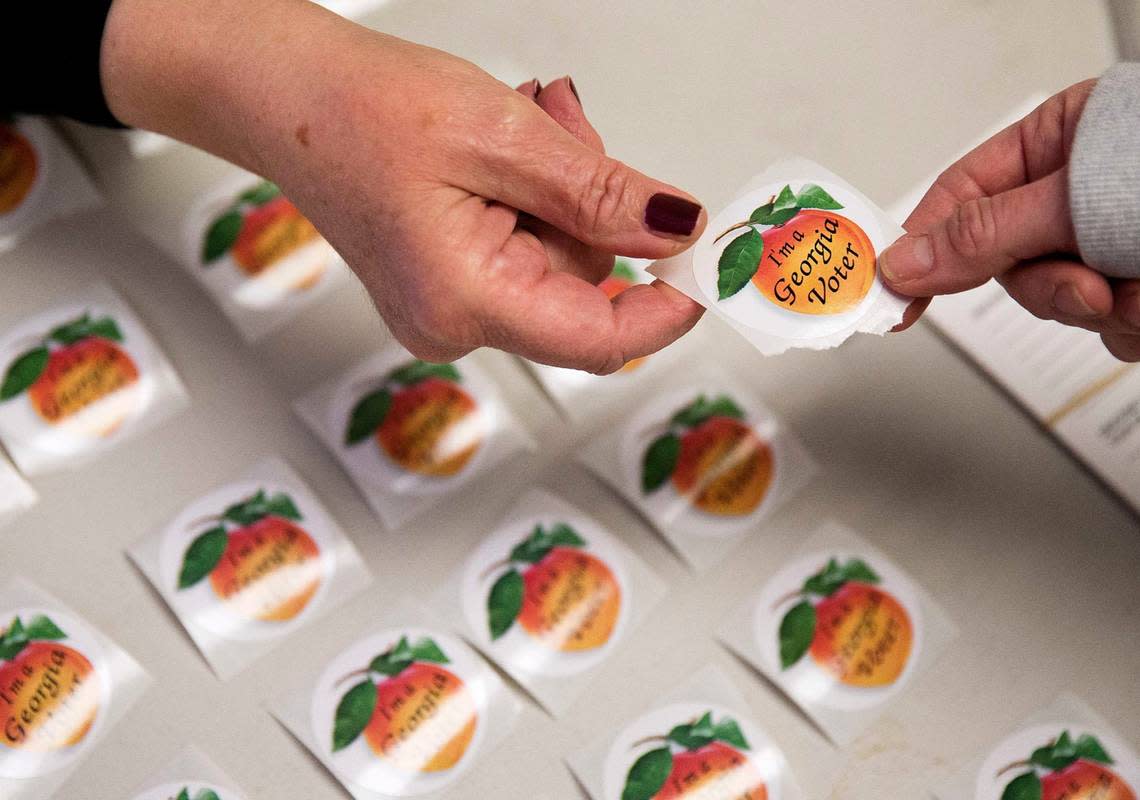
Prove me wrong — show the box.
[882,80,1140,361]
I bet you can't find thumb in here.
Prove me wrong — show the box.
[879,167,1076,296]
[472,98,706,258]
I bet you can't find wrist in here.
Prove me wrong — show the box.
[100,0,344,176]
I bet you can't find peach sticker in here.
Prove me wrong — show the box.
[0,124,38,216]
[650,158,908,355]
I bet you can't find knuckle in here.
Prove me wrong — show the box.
[947,196,999,260]
[573,157,631,234]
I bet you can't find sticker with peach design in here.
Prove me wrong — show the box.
[0,610,111,778]
[713,183,873,314]
[0,312,144,439]
[993,731,1136,800]
[464,516,628,678]
[0,121,38,217]
[602,703,790,800]
[344,359,485,482]
[176,489,324,626]
[312,628,489,795]
[775,557,913,688]
[641,394,775,519]
[200,180,334,308]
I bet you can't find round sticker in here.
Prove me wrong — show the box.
[0,607,113,779]
[311,628,489,797]
[621,385,785,536]
[0,123,42,220]
[461,511,629,677]
[331,354,498,497]
[158,479,335,641]
[602,702,788,800]
[186,178,337,311]
[693,179,889,339]
[974,723,1139,800]
[0,302,158,462]
[752,550,924,712]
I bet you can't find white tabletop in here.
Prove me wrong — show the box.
[1,1,1135,798]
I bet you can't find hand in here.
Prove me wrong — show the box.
[881,80,1140,361]
[101,0,705,372]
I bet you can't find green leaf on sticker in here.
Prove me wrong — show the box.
[641,433,681,493]
[779,600,816,669]
[611,259,638,283]
[1001,772,1042,800]
[386,360,461,387]
[0,617,29,661]
[508,522,586,564]
[203,209,244,264]
[716,228,763,300]
[488,568,524,640]
[24,615,66,641]
[178,526,229,589]
[1,346,49,400]
[345,388,392,445]
[794,183,843,210]
[176,790,191,800]
[238,181,281,207]
[222,489,302,526]
[749,203,799,227]
[369,635,449,677]
[194,790,222,800]
[1074,733,1113,765]
[49,313,123,345]
[771,184,798,213]
[671,394,744,429]
[621,746,673,800]
[332,679,376,752]
[802,557,880,597]
[711,716,749,750]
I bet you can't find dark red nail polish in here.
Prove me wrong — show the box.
[566,76,580,104]
[533,78,543,96]
[645,193,701,236]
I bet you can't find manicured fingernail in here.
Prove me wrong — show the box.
[520,78,541,99]
[645,193,701,237]
[1052,283,1097,318]
[879,234,934,284]
[565,75,580,104]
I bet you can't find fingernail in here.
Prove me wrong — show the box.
[520,78,541,99]
[565,75,580,104]
[1052,283,1098,318]
[879,234,934,284]
[645,193,701,237]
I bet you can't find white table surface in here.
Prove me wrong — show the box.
[1,1,1136,798]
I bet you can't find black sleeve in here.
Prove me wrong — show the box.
[2,1,126,127]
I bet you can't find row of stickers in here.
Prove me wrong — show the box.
[0,572,1135,799]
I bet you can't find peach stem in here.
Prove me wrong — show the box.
[479,558,515,582]
[995,759,1032,778]
[712,193,779,244]
[186,513,226,529]
[770,589,806,611]
[334,667,375,688]
[629,734,670,750]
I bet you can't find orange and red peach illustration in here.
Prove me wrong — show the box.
[0,313,140,435]
[483,521,621,651]
[715,183,874,314]
[331,636,477,773]
[345,360,482,477]
[641,394,773,516]
[202,181,326,289]
[622,710,766,800]
[776,557,913,687]
[997,730,1135,800]
[0,615,98,752]
[177,489,322,622]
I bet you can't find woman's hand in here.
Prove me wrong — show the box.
[882,80,1140,361]
[101,0,705,372]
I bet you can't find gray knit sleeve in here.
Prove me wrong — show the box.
[1070,62,1140,279]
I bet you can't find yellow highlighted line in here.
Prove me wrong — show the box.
[1044,363,1136,427]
